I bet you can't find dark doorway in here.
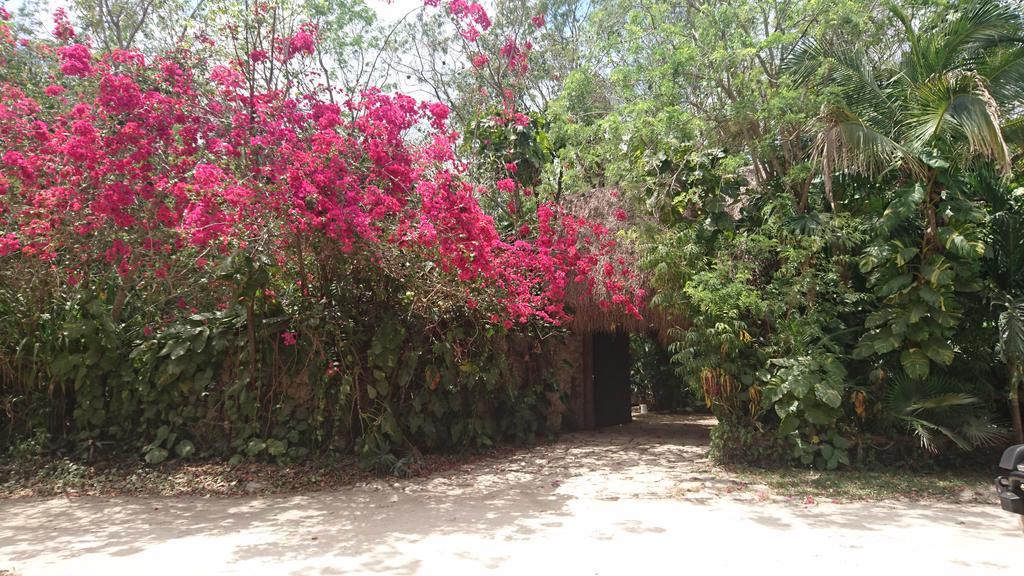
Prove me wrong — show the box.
[592,330,632,427]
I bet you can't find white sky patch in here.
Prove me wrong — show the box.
[365,0,425,25]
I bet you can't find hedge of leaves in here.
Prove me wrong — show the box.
[0,5,639,467]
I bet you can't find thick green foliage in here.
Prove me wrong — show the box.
[629,335,695,411]
[541,0,1022,467]
[0,251,560,468]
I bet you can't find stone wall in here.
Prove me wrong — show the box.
[544,333,585,430]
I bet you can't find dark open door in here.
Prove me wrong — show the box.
[592,331,631,427]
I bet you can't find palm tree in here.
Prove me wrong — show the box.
[786,0,1024,438]
[786,0,1023,245]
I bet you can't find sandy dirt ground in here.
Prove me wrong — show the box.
[1,414,1019,575]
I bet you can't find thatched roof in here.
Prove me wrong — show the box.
[559,187,681,339]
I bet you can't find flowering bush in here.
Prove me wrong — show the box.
[0,4,640,463]
[1,35,637,325]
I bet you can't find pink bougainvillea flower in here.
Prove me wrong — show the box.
[52,8,76,41]
[97,74,143,114]
[496,178,516,193]
[58,44,92,76]
[0,9,644,334]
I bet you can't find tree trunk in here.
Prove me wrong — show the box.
[922,172,941,252]
[246,298,258,384]
[1011,379,1023,444]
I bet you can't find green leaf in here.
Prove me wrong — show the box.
[803,404,837,425]
[266,439,287,457]
[815,382,844,408]
[921,338,954,366]
[852,339,876,359]
[174,440,195,459]
[908,302,928,323]
[778,416,800,435]
[879,274,913,297]
[144,447,168,465]
[871,329,902,354]
[900,348,931,380]
[998,297,1024,368]
[51,354,79,377]
[896,245,919,266]
[831,434,851,450]
[245,439,266,457]
[918,284,941,306]
[866,309,891,329]
[820,443,835,461]
[159,339,190,359]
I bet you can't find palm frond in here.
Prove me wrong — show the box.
[905,71,1011,172]
[902,415,971,452]
[816,108,925,197]
[784,38,896,126]
[1003,116,1024,145]
[905,392,978,411]
[882,370,993,452]
[960,414,1010,447]
[980,46,1024,104]
[946,78,1012,173]
[925,0,1024,75]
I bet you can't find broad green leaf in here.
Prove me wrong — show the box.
[803,404,837,425]
[175,440,195,459]
[815,382,844,408]
[921,338,954,366]
[778,416,800,436]
[145,447,168,465]
[900,348,931,380]
[879,273,913,297]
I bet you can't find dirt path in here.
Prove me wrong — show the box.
[1,414,1018,575]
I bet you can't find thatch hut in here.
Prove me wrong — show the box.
[539,188,680,430]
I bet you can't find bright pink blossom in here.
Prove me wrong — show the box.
[58,44,92,76]
[285,24,316,60]
[496,178,516,193]
[0,233,19,256]
[426,101,450,129]
[52,9,76,41]
[98,74,142,114]
[0,17,644,331]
